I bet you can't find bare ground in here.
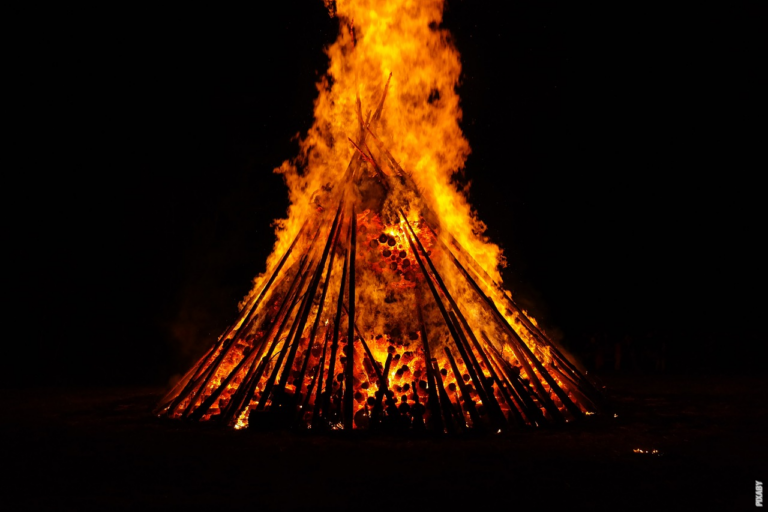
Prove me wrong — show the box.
[1,375,766,511]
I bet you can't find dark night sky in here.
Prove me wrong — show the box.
[6,2,764,387]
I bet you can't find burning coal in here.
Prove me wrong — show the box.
[156,0,602,432]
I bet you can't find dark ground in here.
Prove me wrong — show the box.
[3,375,765,511]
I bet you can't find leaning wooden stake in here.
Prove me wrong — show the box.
[417,301,444,433]
[447,310,507,429]
[444,347,481,428]
[310,330,331,429]
[215,256,315,424]
[323,224,351,423]
[399,211,505,428]
[184,250,313,422]
[165,220,310,415]
[270,202,344,411]
[370,352,393,428]
[440,230,601,399]
[482,331,546,426]
[292,209,345,408]
[344,205,357,430]
[430,360,460,433]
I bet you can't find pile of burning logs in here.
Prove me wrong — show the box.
[155,79,603,433]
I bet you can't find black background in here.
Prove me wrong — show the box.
[6,1,764,387]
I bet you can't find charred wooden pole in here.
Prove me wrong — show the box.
[348,137,390,191]
[155,344,213,412]
[444,243,587,418]
[370,352,393,428]
[430,360,460,433]
[342,303,383,384]
[323,225,351,423]
[213,256,315,424]
[256,286,313,412]
[466,331,525,427]
[444,347,481,428]
[417,301,444,433]
[182,251,313,421]
[447,311,507,429]
[310,329,331,428]
[292,211,345,408]
[441,231,601,399]
[336,73,390,187]
[174,225,325,419]
[482,332,546,426]
[401,220,478,429]
[344,206,357,430]
[399,211,504,428]
[271,203,344,411]
[404,240,563,422]
[449,310,522,426]
[165,220,310,415]
[480,332,536,425]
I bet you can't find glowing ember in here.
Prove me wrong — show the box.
[633,449,662,455]
[156,0,602,432]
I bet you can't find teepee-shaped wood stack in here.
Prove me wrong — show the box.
[156,79,602,433]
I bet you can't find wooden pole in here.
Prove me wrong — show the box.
[370,352,393,428]
[399,210,504,428]
[323,224,350,422]
[430,360,459,433]
[417,300,444,433]
[447,310,507,430]
[310,329,331,429]
[445,347,481,429]
[342,303,382,384]
[214,255,315,424]
[344,205,357,430]
[482,331,546,426]
[271,203,344,408]
[439,230,601,398]
[292,208,345,407]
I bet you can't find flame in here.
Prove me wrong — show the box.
[243,0,503,311]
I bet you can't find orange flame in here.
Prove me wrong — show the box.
[247,0,503,311]
[157,0,600,433]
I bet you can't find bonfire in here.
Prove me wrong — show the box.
[156,0,602,432]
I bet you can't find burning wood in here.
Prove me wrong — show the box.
[157,0,601,432]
